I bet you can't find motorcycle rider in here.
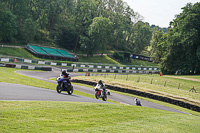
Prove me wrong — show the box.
[97,80,106,93]
[61,70,70,86]
[135,98,141,106]
[62,70,69,78]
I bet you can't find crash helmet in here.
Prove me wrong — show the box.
[62,70,67,75]
[98,80,103,85]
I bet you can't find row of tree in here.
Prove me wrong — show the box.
[2,0,198,75]
[150,3,200,74]
[0,0,163,56]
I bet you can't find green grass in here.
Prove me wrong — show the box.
[73,74,200,107]
[79,55,158,66]
[0,67,55,89]
[117,59,158,66]
[1,101,200,133]
[0,42,25,46]
[65,82,200,116]
[173,75,200,80]
[131,59,158,66]
[79,55,121,64]
[1,67,200,132]
[0,47,37,59]
[0,47,73,64]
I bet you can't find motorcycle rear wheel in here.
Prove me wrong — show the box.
[56,85,62,93]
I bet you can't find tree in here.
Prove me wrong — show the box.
[56,27,78,51]
[150,28,165,62]
[0,0,152,56]
[72,0,99,53]
[0,4,17,42]
[159,2,200,74]
[80,35,94,57]
[133,21,152,53]
[88,17,113,56]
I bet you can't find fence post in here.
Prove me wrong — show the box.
[189,86,197,93]
[178,83,180,89]
[126,74,128,81]
[150,78,153,84]
[137,76,140,82]
[164,81,166,87]
[114,74,116,79]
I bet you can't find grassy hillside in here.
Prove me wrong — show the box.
[73,74,200,107]
[0,46,158,66]
[79,55,121,64]
[0,47,37,59]
[1,101,200,133]
[0,68,200,132]
[78,55,157,66]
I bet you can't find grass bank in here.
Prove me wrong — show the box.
[79,55,158,66]
[0,47,37,59]
[1,101,200,133]
[78,55,121,64]
[1,46,158,66]
[70,82,200,116]
[73,74,200,107]
[0,68,200,132]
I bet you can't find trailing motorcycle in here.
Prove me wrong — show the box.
[94,84,107,101]
[56,74,73,95]
[135,98,142,106]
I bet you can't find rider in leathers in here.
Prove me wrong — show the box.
[97,80,106,93]
[61,70,70,86]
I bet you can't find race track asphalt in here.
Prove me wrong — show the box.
[0,82,111,103]
[0,69,189,114]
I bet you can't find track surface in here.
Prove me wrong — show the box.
[0,69,188,114]
[0,82,110,103]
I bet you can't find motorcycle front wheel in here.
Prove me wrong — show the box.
[67,85,73,95]
[95,91,99,99]
[102,93,107,101]
[56,85,62,93]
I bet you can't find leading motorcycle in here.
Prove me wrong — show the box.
[56,74,73,95]
[94,84,107,101]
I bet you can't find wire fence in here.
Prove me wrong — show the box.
[90,73,200,94]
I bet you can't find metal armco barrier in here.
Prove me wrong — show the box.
[66,68,160,74]
[0,63,52,71]
[0,57,159,71]
[40,67,52,71]
[72,79,200,112]
[5,64,16,68]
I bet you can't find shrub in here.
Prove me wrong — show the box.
[113,52,124,61]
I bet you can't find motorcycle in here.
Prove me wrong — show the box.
[56,74,73,95]
[94,84,107,101]
[135,99,142,106]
